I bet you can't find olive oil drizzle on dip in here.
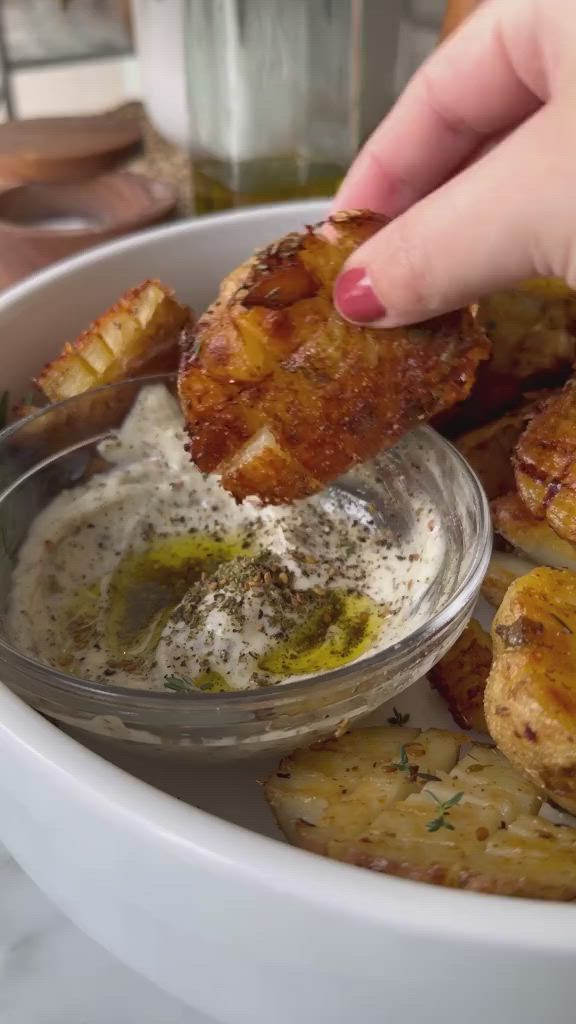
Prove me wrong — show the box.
[8,385,444,693]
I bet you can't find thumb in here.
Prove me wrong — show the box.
[334,107,571,327]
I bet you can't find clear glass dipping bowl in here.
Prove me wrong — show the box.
[0,376,491,761]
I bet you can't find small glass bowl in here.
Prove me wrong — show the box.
[0,376,491,760]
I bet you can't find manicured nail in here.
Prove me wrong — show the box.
[334,267,386,324]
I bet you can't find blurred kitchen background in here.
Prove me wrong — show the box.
[0,1,445,123]
[0,0,448,286]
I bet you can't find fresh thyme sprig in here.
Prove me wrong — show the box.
[425,791,464,832]
[391,744,439,784]
[392,745,410,772]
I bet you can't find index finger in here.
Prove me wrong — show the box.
[333,0,544,217]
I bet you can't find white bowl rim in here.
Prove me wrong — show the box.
[0,202,573,952]
[2,682,575,954]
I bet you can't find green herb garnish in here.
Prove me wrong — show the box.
[425,791,464,832]
[387,706,410,726]
[392,745,410,772]
[391,744,421,783]
[164,675,192,692]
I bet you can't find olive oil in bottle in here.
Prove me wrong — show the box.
[192,156,344,214]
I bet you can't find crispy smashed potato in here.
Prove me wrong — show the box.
[179,211,490,504]
[266,726,576,899]
[486,566,576,815]
[429,621,490,732]
[438,278,576,436]
[37,280,191,402]
[481,551,536,608]
[477,278,576,380]
[515,380,576,543]
[492,491,576,572]
[456,402,536,499]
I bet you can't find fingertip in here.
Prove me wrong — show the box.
[334,266,387,325]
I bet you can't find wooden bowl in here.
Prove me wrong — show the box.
[0,115,142,184]
[0,172,177,288]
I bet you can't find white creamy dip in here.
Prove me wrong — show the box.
[8,384,445,692]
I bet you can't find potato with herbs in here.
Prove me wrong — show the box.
[179,211,489,504]
[266,725,576,899]
[486,566,576,815]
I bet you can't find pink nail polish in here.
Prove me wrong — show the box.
[334,267,386,324]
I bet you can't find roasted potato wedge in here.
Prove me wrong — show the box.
[456,402,536,500]
[481,551,536,608]
[179,211,490,504]
[515,380,576,543]
[486,566,576,815]
[266,726,576,899]
[37,280,191,402]
[492,491,576,572]
[477,278,576,380]
[428,620,491,732]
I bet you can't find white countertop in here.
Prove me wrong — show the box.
[0,844,211,1024]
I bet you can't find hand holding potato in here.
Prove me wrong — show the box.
[333,0,576,329]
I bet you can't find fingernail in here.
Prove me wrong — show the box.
[334,267,386,324]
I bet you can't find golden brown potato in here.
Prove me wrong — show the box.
[456,402,536,500]
[477,278,576,380]
[491,491,576,572]
[266,726,576,899]
[437,278,576,436]
[515,380,576,543]
[37,280,192,402]
[486,566,576,815]
[481,551,536,608]
[428,620,491,732]
[179,211,490,504]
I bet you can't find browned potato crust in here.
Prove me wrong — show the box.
[477,278,576,380]
[436,278,576,436]
[515,380,576,543]
[486,566,576,815]
[456,402,536,500]
[266,726,576,899]
[492,491,576,572]
[37,280,192,402]
[179,211,490,504]
[428,620,491,732]
[481,551,536,608]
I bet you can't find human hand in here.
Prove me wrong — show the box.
[333,0,576,327]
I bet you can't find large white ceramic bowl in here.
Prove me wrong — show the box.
[0,203,575,1024]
